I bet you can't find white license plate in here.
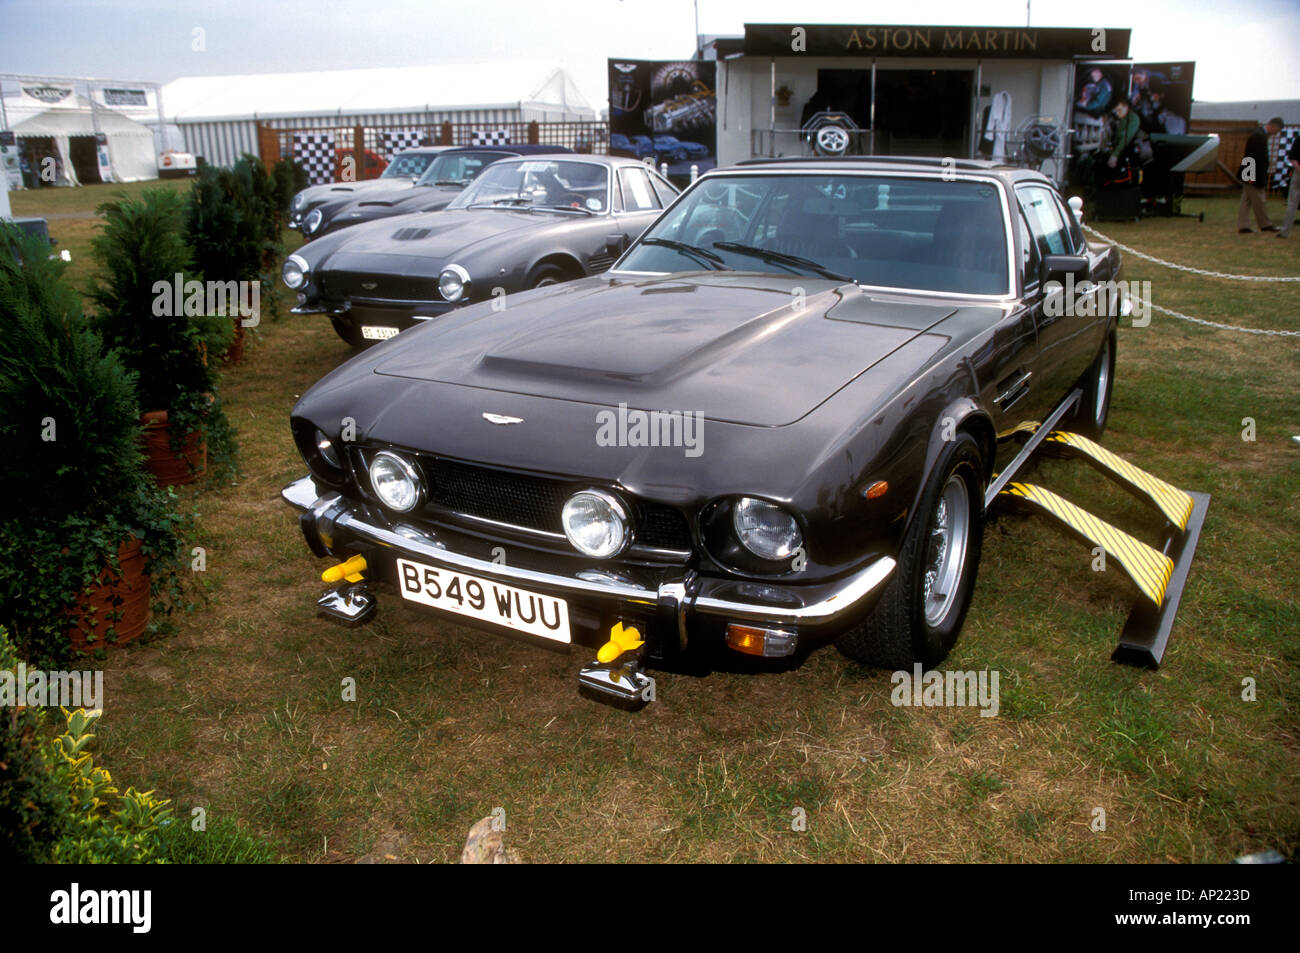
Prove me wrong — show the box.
[361,325,400,340]
[395,558,571,643]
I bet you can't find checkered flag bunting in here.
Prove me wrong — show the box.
[470,128,512,146]
[1273,127,1299,192]
[381,129,424,161]
[292,132,337,186]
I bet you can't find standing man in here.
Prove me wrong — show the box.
[1237,117,1283,233]
[1277,130,1300,238]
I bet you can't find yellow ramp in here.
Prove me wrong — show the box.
[999,482,1174,607]
[1045,431,1195,531]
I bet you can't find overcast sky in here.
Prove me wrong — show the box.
[2,0,1297,107]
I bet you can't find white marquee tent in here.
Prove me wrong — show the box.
[3,87,156,185]
[160,61,597,167]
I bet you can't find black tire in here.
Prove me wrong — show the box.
[329,315,365,349]
[526,263,569,289]
[835,431,985,669]
[1066,331,1115,440]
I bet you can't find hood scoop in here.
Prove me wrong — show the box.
[372,275,953,427]
[391,226,433,240]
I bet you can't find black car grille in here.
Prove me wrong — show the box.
[320,271,435,302]
[412,454,693,554]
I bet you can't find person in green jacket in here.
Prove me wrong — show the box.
[1107,99,1140,171]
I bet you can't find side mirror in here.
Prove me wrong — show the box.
[605,233,628,253]
[1041,254,1090,288]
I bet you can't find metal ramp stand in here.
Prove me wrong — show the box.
[989,404,1209,668]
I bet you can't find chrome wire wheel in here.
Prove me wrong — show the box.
[923,475,972,629]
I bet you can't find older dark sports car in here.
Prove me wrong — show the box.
[283,154,679,346]
[283,157,1125,705]
[287,146,450,231]
[297,145,572,241]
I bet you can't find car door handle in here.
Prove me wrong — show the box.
[995,369,1032,410]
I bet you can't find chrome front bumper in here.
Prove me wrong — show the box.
[281,475,895,642]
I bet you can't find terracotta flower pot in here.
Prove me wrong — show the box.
[141,409,207,486]
[66,537,151,651]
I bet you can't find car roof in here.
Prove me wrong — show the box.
[436,144,573,156]
[480,153,658,169]
[732,155,1052,185]
[391,146,454,156]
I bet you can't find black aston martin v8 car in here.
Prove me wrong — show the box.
[287,146,450,231]
[282,154,679,346]
[283,157,1121,704]
[297,145,572,242]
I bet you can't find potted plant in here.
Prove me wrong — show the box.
[186,154,290,362]
[0,225,190,666]
[88,188,236,486]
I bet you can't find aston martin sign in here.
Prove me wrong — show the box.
[743,24,1132,60]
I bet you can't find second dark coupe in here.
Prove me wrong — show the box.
[284,154,679,346]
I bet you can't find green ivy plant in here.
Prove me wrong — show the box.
[0,224,193,667]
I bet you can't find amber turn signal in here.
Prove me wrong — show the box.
[863,480,889,500]
[725,623,797,658]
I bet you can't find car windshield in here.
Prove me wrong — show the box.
[618,173,1011,295]
[415,152,500,187]
[449,159,609,212]
[382,152,437,179]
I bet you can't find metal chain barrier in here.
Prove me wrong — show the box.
[1130,295,1300,337]
[1083,224,1300,282]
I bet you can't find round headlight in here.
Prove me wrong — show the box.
[439,264,470,302]
[282,254,309,290]
[315,429,341,469]
[368,451,422,513]
[733,497,802,561]
[291,193,306,211]
[303,207,323,235]
[561,489,629,558]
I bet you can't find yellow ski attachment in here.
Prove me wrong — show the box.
[1045,431,1194,531]
[1000,482,1174,607]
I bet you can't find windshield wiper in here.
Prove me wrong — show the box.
[541,204,595,215]
[434,178,468,186]
[466,198,532,209]
[711,242,853,282]
[641,237,730,270]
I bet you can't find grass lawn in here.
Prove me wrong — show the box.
[18,181,1299,863]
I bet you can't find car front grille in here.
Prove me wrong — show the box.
[358,449,693,556]
[320,270,436,302]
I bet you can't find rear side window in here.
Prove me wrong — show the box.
[649,172,679,207]
[1017,208,1041,292]
[1017,185,1070,257]
[618,167,660,211]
